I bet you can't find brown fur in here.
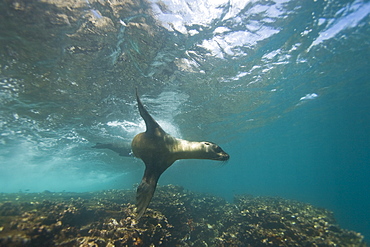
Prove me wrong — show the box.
[132,89,229,219]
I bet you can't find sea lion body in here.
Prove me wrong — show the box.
[132,133,227,165]
[132,89,229,219]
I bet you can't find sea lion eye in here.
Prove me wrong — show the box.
[204,142,210,145]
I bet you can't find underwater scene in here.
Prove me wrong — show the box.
[0,0,369,246]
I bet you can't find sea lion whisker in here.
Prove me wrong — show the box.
[221,160,229,166]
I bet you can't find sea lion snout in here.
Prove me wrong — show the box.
[216,152,230,161]
[212,149,230,161]
[204,142,230,161]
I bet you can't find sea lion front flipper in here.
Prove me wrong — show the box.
[135,89,163,135]
[135,167,161,219]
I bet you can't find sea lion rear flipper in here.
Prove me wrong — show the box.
[135,88,163,135]
[135,167,160,219]
[92,143,132,157]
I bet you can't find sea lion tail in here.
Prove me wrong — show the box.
[135,168,160,220]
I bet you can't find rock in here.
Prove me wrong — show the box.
[0,186,367,246]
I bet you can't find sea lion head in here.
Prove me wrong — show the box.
[201,141,230,161]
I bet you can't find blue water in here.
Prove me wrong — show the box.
[163,78,370,239]
[0,0,369,242]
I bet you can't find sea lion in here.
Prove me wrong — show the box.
[132,89,229,219]
[92,142,132,157]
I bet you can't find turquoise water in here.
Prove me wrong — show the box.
[1,0,369,242]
